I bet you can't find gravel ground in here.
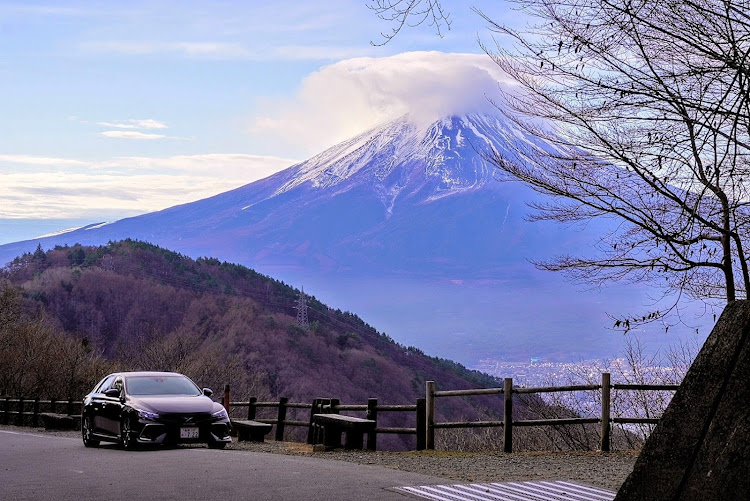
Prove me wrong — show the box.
[2,425,637,492]
[227,440,637,492]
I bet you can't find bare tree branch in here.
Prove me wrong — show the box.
[367,0,451,45]
[473,0,750,329]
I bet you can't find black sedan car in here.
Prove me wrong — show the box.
[81,371,232,450]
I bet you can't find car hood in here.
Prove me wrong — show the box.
[127,395,218,414]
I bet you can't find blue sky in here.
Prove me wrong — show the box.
[0,0,523,244]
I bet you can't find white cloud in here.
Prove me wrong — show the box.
[0,154,87,166]
[100,131,167,140]
[0,153,296,219]
[80,40,374,62]
[81,41,255,59]
[250,51,519,157]
[96,119,168,129]
[102,154,296,178]
[173,42,253,58]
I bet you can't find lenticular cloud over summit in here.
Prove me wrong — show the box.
[251,51,517,157]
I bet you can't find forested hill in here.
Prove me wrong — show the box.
[1,240,499,414]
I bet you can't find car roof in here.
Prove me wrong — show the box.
[110,371,190,378]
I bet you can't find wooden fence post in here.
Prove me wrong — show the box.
[18,398,24,426]
[503,378,513,453]
[32,398,40,427]
[307,398,320,444]
[366,398,378,451]
[247,397,257,420]
[275,397,288,442]
[426,381,435,450]
[2,397,9,425]
[66,397,73,416]
[416,398,426,451]
[330,398,340,414]
[600,372,611,452]
[50,398,57,414]
[223,384,230,413]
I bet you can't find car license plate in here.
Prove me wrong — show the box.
[180,426,199,439]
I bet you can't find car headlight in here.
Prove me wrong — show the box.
[212,407,228,420]
[136,409,160,420]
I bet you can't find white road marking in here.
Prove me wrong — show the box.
[396,480,616,501]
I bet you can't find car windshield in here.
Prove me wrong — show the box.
[125,375,201,396]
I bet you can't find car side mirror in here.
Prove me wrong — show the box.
[202,388,213,397]
[104,388,120,398]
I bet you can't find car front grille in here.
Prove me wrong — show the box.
[158,412,212,425]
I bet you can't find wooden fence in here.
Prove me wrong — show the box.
[0,372,679,453]
[426,372,680,452]
[1,397,82,427]
[221,386,427,451]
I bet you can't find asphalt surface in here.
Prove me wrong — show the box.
[0,429,443,501]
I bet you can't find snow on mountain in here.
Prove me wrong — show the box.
[276,112,529,201]
[1,111,555,275]
[0,111,653,363]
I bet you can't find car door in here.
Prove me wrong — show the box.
[100,376,125,436]
[89,375,116,436]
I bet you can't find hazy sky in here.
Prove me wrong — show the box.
[0,0,524,243]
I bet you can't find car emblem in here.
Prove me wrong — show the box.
[184,417,193,423]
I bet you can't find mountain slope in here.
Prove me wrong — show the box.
[1,241,503,415]
[1,113,565,276]
[0,112,653,363]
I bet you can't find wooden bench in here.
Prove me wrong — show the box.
[230,419,273,442]
[40,413,80,431]
[312,414,376,450]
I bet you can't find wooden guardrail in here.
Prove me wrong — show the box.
[2,373,679,453]
[0,388,426,451]
[425,372,680,452]
[1,397,82,427]
[222,386,426,451]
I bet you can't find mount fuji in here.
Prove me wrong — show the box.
[0,111,656,363]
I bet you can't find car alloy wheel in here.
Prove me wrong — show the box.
[120,416,137,450]
[82,416,99,448]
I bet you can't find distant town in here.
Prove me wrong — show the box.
[472,358,684,388]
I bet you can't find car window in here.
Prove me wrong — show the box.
[111,378,124,395]
[94,375,116,393]
[125,375,201,396]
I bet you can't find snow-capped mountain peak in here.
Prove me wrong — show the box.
[0,108,647,363]
[0,110,548,278]
[263,111,540,216]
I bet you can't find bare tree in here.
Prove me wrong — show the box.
[371,0,750,329]
[367,0,451,45]
[0,282,113,398]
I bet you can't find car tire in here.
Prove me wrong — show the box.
[120,416,137,450]
[207,439,227,450]
[82,416,99,448]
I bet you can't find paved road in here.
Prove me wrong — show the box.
[0,429,443,501]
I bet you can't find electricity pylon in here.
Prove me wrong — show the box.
[296,286,309,330]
